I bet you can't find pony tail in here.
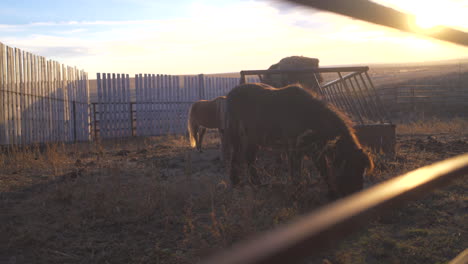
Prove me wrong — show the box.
[187,105,197,148]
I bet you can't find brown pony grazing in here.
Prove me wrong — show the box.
[225,83,374,198]
[188,96,227,154]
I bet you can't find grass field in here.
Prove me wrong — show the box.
[1,118,467,264]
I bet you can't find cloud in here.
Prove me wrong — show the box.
[28,46,94,58]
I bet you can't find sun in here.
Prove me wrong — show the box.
[414,12,441,30]
[375,0,468,31]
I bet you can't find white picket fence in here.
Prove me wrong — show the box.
[95,73,259,139]
[1,40,263,145]
[0,42,90,146]
[95,73,132,139]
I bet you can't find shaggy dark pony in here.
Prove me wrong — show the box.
[224,83,373,198]
[188,96,227,154]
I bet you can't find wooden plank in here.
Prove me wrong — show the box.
[82,70,89,141]
[173,75,180,133]
[80,70,87,141]
[110,73,116,138]
[152,74,158,135]
[121,74,132,137]
[85,71,91,141]
[147,74,153,135]
[65,66,70,142]
[149,74,155,135]
[1,43,8,144]
[11,47,17,144]
[102,73,108,138]
[161,74,167,134]
[70,67,76,141]
[8,47,16,145]
[77,69,82,141]
[41,56,47,143]
[99,72,105,138]
[143,73,147,136]
[57,62,63,142]
[27,53,33,144]
[147,74,152,135]
[155,74,162,135]
[34,54,40,143]
[22,51,29,144]
[105,73,111,138]
[5,46,11,144]
[49,60,54,142]
[120,74,127,137]
[158,75,163,134]
[120,73,126,137]
[56,62,61,142]
[64,65,70,142]
[0,43,5,145]
[15,48,21,144]
[163,75,169,135]
[18,50,26,144]
[96,73,102,140]
[143,74,148,136]
[120,73,125,138]
[11,48,19,144]
[135,73,140,136]
[125,74,131,137]
[109,72,115,138]
[30,54,36,143]
[114,73,119,138]
[169,75,175,134]
[182,76,189,134]
[45,59,51,142]
[140,73,145,136]
[49,60,55,142]
[73,67,78,141]
[150,74,155,135]
[76,68,81,141]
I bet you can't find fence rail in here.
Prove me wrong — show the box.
[377,84,468,118]
[0,42,89,145]
[202,153,468,264]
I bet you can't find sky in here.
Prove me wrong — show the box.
[0,0,467,78]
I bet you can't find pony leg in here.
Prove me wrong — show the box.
[246,145,260,185]
[219,129,226,162]
[229,145,243,186]
[288,150,303,184]
[197,127,206,152]
[315,155,339,199]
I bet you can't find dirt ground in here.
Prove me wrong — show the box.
[0,120,467,264]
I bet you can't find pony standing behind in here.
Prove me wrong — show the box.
[187,96,227,155]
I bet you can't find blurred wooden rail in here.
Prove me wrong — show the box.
[202,153,468,264]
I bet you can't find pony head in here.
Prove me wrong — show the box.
[324,136,374,199]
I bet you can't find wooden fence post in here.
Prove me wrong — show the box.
[198,74,205,100]
[72,100,77,142]
[92,103,97,141]
[130,102,135,136]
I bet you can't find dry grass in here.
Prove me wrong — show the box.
[397,117,468,136]
[1,122,467,264]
